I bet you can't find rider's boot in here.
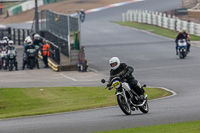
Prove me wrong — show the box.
[15,61,18,70]
[36,60,40,69]
[187,47,190,52]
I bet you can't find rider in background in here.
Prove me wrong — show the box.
[24,36,31,50]
[33,34,43,49]
[182,28,191,52]
[175,31,187,55]
[22,38,39,70]
[1,40,7,68]
[108,57,145,99]
[3,36,9,44]
[6,40,18,70]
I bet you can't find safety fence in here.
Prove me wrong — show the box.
[0,27,10,39]
[122,10,200,36]
[40,10,79,56]
[40,10,79,42]
[7,0,63,16]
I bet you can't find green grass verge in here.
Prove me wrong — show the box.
[115,21,200,41]
[0,87,171,119]
[94,120,200,133]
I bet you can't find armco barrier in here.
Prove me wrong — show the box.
[122,10,200,36]
[43,0,63,4]
[7,0,62,17]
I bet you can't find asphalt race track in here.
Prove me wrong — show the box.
[1,0,200,133]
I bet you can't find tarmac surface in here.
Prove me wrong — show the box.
[0,0,200,133]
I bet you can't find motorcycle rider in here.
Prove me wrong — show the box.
[107,57,145,100]
[24,36,31,50]
[3,36,9,44]
[22,36,31,69]
[33,34,43,50]
[1,40,8,69]
[175,31,187,55]
[5,40,18,70]
[22,38,39,70]
[182,28,191,52]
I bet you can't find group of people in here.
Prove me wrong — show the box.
[0,33,50,71]
[22,33,50,70]
[0,36,18,70]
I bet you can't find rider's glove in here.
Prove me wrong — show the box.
[107,83,111,87]
[108,87,112,90]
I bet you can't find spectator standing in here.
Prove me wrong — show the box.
[42,39,50,68]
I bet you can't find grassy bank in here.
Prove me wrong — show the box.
[0,87,171,119]
[94,120,200,133]
[115,21,200,41]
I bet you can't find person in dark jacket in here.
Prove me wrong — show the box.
[108,57,145,99]
[175,31,187,55]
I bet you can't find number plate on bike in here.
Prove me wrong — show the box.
[112,81,120,88]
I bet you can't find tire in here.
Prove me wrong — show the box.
[29,59,35,69]
[9,61,13,71]
[117,94,131,115]
[179,48,186,59]
[139,100,149,113]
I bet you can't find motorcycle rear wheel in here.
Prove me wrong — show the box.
[117,94,131,115]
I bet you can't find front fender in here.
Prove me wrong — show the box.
[116,89,128,103]
[116,92,123,96]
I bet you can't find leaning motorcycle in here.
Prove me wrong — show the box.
[177,39,188,59]
[101,77,149,115]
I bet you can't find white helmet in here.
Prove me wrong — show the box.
[26,38,33,46]
[182,27,186,33]
[24,36,31,44]
[34,34,40,40]
[8,40,14,45]
[109,57,120,70]
[2,40,7,44]
[3,36,9,41]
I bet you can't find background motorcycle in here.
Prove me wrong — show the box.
[7,50,16,71]
[26,48,37,69]
[101,77,149,115]
[0,50,2,70]
[178,39,188,59]
[1,49,7,70]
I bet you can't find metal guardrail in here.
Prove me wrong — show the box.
[48,40,60,64]
[122,10,200,36]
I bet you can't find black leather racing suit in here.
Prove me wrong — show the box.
[109,63,144,96]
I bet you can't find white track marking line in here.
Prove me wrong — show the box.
[148,86,177,101]
[60,73,77,81]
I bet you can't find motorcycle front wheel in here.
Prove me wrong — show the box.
[9,61,13,71]
[117,94,131,115]
[139,100,149,113]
